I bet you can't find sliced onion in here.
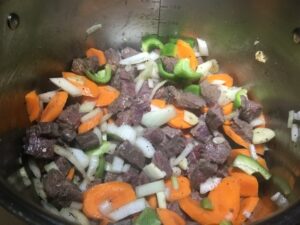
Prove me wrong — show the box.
[183,110,199,126]
[79,100,96,113]
[288,110,295,128]
[99,200,113,216]
[210,79,225,85]
[171,176,179,190]
[105,162,113,172]
[135,137,156,158]
[108,198,147,221]
[87,155,99,180]
[212,136,225,144]
[250,116,266,127]
[44,161,59,172]
[135,180,165,198]
[134,125,145,136]
[39,90,58,103]
[294,111,300,121]
[79,179,89,192]
[156,191,167,209]
[149,51,160,61]
[199,177,222,194]
[148,79,154,88]
[68,147,90,169]
[93,127,102,142]
[271,192,289,208]
[81,108,102,123]
[291,124,299,143]
[119,52,150,65]
[111,156,124,173]
[243,211,252,219]
[70,202,83,210]
[141,105,176,128]
[107,142,118,154]
[149,80,168,100]
[107,124,137,144]
[135,78,145,94]
[86,23,102,35]
[68,208,90,225]
[136,63,146,71]
[196,59,219,77]
[197,38,209,56]
[49,78,82,97]
[28,159,41,179]
[178,158,188,171]
[218,86,241,106]
[54,145,86,177]
[252,128,276,144]
[41,201,60,216]
[101,113,113,124]
[33,178,47,200]
[172,167,182,176]
[19,167,31,187]
[60,208,76,223]
[100,121,108,132]
[122,164,131,173]
[143,163,166,180]
[249,144,258,160]
[172,143,194,166]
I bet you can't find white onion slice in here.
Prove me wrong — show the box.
[250,116,266,127]
[99,200,113,216]
[33,178,47,200]
[111,156,124,173]
[68,147,90,169]
[93,127,102,142]
[135,137,156,158]
[70,202,83,210]
[86,24,102,35]
[148,79,154,88]
[291,124,299,143]
[196,59,219,77]
[81,108,102,123]
[218,86,241,106]
[135,78,145,94]
[141,105,176,128]
[135,180,165,198]
[294,111,300,121]
[68,208,90,225]
[87,155,99,180]
[211,80,225,85]
[44,161,59,172]
[143,163,166,180]
[156,191,167,209]
[120,52,150,65]
[39,90,58,103]
[149,51,160,61]
[49,78,82,97]
[178,158,188,171]
[136,63,146,71]
[108,198,147,221]
[197,38,209,56]
[122,164,131,173]
[288,110,294,128]
[107,124,137,144]
[252,128,276,144]
[28,159,41,179]
[149,80,168,100]
[183,110,199,126]
[249,144,258,160]
[41,201,60,216]
[172,143,194,166]
[271,192,288,208]
[172,167,182,176]
[79,100,96,113]
[199,177,222,194]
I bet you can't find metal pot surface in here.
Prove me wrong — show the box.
[0,0,299,224]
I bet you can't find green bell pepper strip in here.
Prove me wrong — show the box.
[169,37,196,48]
[219,220,232,225]
[234,89,247,109]
[233,154,272,180]
[142,36,164,52]
[134,207,161,225]
[157,59,176,81]
[200,197,213,211]
[86,64,112,84]
[184,84,201,96]
[95,156,106,178]
[174,58,202,82]
[86,141,111,157]
[161,42,177,57]
[271,175,292,196]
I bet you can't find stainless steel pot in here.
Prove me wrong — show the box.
[0,0,299,224]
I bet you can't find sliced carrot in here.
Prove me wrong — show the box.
[179,176,240,225]
[230,171,258,197]
[151,99,167,108]
[223,102,234,115]
[224,120,232,125]
[40,91,68,122]
[25,90,42,122]
[157,208,185,225]
[66,167,75,181]
[223,125,250,148]
[234,197,259,225]
[176,39,198,70]
[86,48,107,66]
[96,85,120,107]
[147,195,158,209]
[230,149,269,170]
[255,144,265,155]
[201,106,209,113]
[63,72,99,97]
[206,74,233,87]
[78,110,103,134]
[168,107,192,129]
[83,181,136,219]
[165,176,191,202]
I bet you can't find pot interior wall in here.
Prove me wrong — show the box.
[0,0,299,224]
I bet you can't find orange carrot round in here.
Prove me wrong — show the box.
[206,74,233,87]
[63,72,99,97]
[40,91,68,122]
[86,48,107,66]
[83,181,136,219]
[168,107,192,129]
[234,197,259,225]
[151,99,167,108]
[78,110,103,134]
[157,208,186,225]
[176,39,198,70]
[230,171,258,197]
[223,125,250,148]
[25,90,42,122]
[165,176,191,202]
[223,102,234,115]
[96,85,120,107]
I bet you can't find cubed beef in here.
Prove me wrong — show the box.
[105,48,121,69]
[104,172,122,183]
[231,117,253,142]
[143,128,166,147]
[161,56,178,72]
[200,80,221,105]
[110,67,136,94]
[71,57,99,75]
[152,151,173,178]
[60,128,77,143]
[75,131,100,150]
[201,138,231,164]
[121,47,139,58]
[55,157,72,177]
[109,93,134,115]
[38,122,60,138]
[161,126,183,139]
[43,169,82,207]
[24,134,56,159]
[239,96,262,122]
[205,104,224,131]
[187,144,202,165]
[122,167,140,186]
[137,171,151,185]
[191,116,212,143]
[57,104,81,129]
[116,141,145,169]
[190,191,201,201]
[167,202,187,220]
[158,135,186,158]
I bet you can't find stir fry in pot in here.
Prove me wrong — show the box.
[23,35,285,225]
